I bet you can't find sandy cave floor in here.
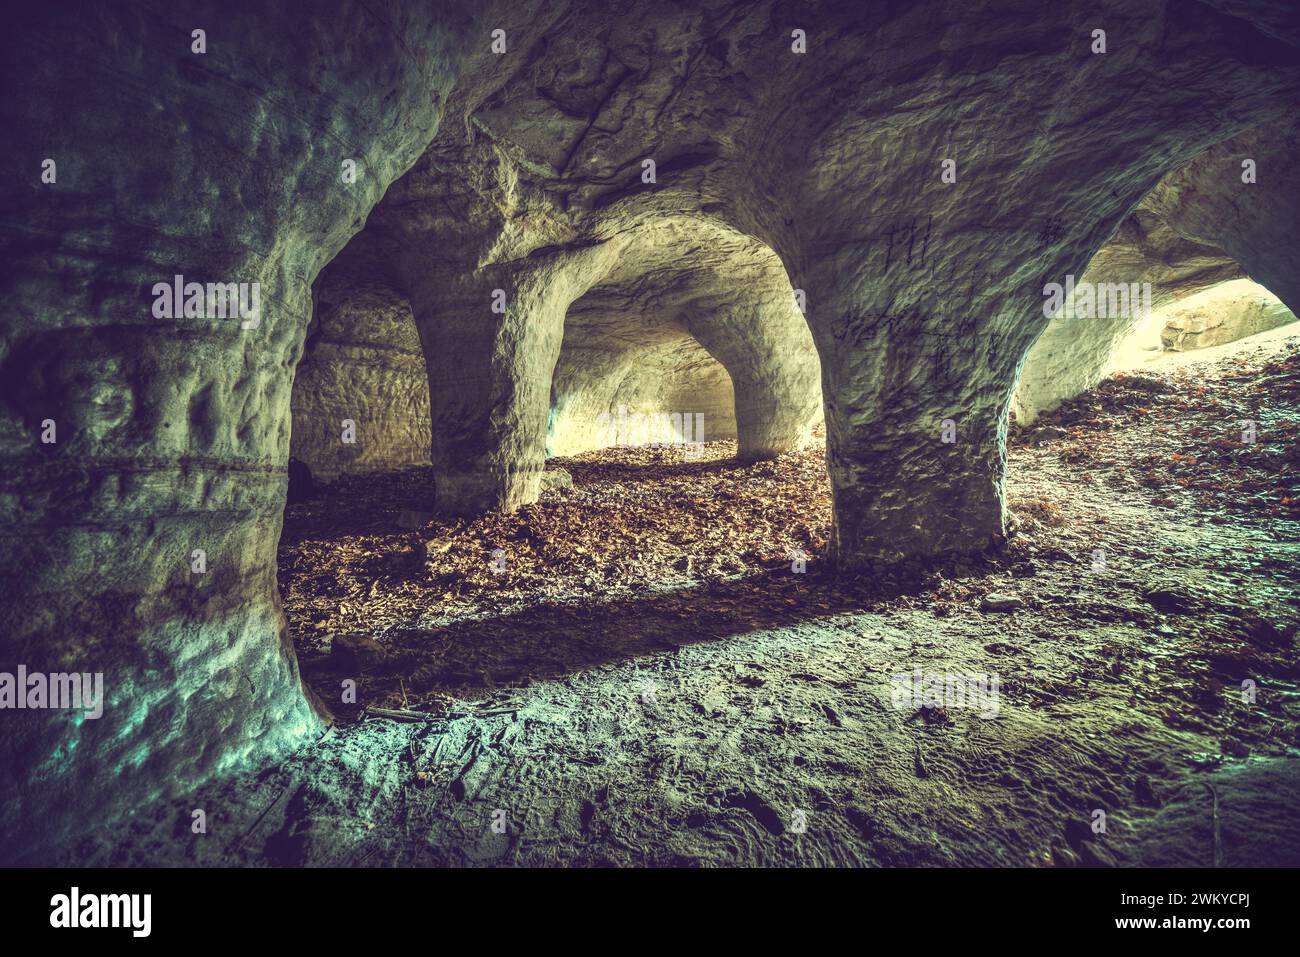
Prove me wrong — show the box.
[64,336,1300,867]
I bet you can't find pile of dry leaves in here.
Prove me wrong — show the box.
[1013,343,1300,519]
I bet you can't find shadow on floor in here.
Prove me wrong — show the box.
[298,561,973,709]
[563,456,755,485]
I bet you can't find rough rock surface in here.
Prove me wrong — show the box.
[291,248,431,480]
[1145,121,1300,318]
[3,0,1299,859]
[0,1,487,860]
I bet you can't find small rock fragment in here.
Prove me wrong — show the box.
[540,468,574,491]
[1141,582,1197,614]
[980,593,1024,612]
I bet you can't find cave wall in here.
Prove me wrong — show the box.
[1145,120,1300,317]
[4,0,1300,859]
[290,252,431,481]
[548,329,739,458]
[0,0,489,862]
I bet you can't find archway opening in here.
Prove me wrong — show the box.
[276,219,831,721]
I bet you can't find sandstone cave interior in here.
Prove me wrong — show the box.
[2,0,1299,873]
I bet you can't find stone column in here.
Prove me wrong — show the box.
[680,286,822,461]
[759,0,1300,570]
[406,245,624,515]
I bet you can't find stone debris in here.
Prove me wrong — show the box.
[979,593,1025,612]
[539,468,574,491]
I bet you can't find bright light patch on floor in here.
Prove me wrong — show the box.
[1109,279,1299,373]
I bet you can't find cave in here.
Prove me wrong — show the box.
[2,0,1299,898]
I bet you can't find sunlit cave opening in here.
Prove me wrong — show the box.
[1108,279,1300,373]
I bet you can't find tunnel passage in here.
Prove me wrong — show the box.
[4,0,1300,863]
[547,221,823,463]
[358,120,824,517]
[548,304,740,458]
[1013,205,1242,425]
[291,216,823,480]
[1014,119,1300,425]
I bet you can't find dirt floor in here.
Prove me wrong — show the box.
[63,334,1300,867]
